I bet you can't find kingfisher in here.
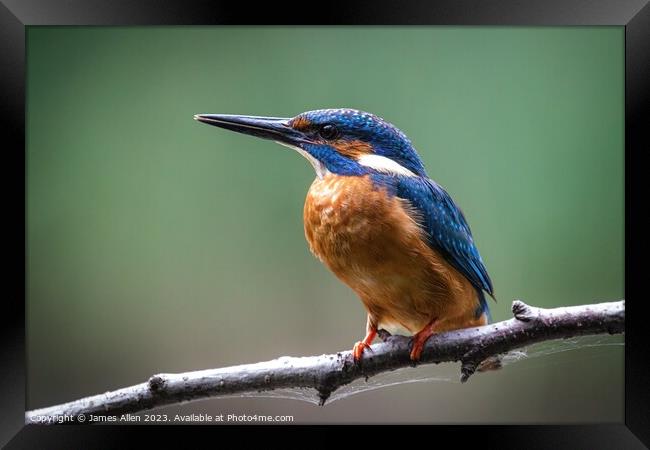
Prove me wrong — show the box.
[194,109,494,362]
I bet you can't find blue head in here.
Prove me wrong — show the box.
[194,108,428,178]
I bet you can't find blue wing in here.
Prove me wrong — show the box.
[373,174,494,297]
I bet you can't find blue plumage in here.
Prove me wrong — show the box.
[196,108,493,304]
[372,173,494,314]
[297,109,493,307]
[196,108,495,359]
[303,143,368,175]
[300,109,428,176]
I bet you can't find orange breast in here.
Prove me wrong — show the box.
[303,174,486,335]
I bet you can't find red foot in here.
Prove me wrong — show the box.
[410,319,437,361]
[353,341,372,361]
[352,327,377,362]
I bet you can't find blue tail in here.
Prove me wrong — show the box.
[475,289,492,323]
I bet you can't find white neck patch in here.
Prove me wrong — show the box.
[276,142,416,179]
[357,154,416,177]
[276,141,330,179]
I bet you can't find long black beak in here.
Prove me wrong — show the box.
[194,114,305,146]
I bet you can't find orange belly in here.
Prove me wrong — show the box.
[303,174,486,335]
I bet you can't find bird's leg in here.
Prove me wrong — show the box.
[352,329,377,362]
[409,318,437,362]
[352,316,378,362]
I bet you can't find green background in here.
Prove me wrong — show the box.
[27,27,624,423]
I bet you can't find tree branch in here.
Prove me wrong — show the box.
[26,300,624,423]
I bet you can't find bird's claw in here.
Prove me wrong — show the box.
[352,341,373,362]
[409,339,425,364]
[409,319,437,364]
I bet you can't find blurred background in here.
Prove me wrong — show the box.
[27,27,623,423]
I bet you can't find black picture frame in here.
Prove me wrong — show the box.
[2,0,648,447]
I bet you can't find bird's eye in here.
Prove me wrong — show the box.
[319,124,339,140]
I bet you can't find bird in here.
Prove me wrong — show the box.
[194,108,494,362]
